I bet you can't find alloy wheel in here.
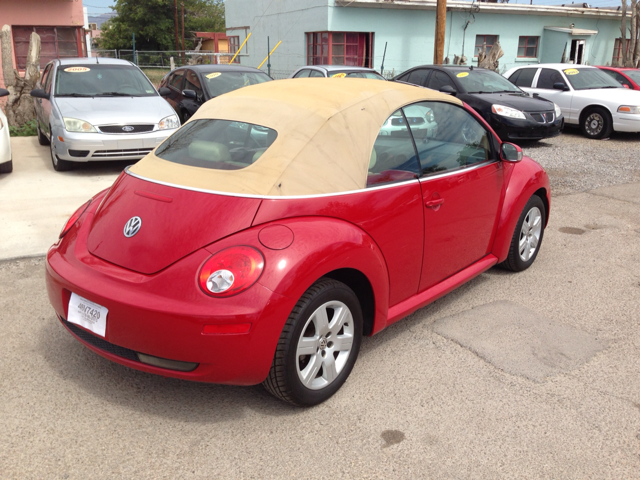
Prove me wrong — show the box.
[585,113,604,137]
[518,206,542,262]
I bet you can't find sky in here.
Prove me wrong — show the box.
[84,0,116,17]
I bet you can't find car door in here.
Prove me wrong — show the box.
[34,63,53,134]
[165,69,185,111]
[180,69,204,121]
[41,63,55,138]
[403,101,504,291]
[532,68,575,122]
[426,70,457,93]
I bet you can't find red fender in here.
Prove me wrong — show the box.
[492,157,550,263]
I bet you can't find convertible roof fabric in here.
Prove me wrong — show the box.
[129,78,463,196]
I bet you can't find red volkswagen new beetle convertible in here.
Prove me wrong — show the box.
[46,79,550,406]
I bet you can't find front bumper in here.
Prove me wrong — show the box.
[46,212,296,385]
[52,128,177,162]
[490,114,564,141]
[612,112,640,133]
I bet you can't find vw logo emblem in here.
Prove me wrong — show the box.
[122,125,134,132]
[123,216,142,238]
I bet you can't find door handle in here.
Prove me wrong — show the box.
[425,198,444,208]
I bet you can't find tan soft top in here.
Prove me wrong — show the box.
[130,78,463,196]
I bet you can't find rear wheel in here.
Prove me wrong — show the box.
[263,278,363,407]
[500,195,546,272]
[0,160,12,174]
[50,131,73,172]
[581,107,612,139]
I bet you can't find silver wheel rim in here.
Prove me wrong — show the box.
[585,113,604,136]
[296,300,354,390]
[50,141,58,166]
[519,206,542,262]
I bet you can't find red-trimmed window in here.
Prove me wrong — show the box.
[474,35,498,57]
[612,38,631,65]
[306,32,372,67]
[518,36,539,58]
[12,26,83,70]
[228,36,240,64]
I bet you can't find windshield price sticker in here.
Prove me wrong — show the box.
[456,72,469,78]
[67,293,108,337]
[564,68,579,75]
[206,72,222,79]
[331,73,347,78]
[64,67,91,73]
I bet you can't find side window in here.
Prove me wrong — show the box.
[512,68,537,88]
[407,69,430,87]
[396,73,410,82]
[367,109,421,187]
[612,71,632,88]
[184,70,203,97]
[427,71,455,91]
[169,70,185,90]
[42,65,54,94]
[536,68,563,89]
[309,70,324,78]
[294,69,310,78]
[404,102,491,175]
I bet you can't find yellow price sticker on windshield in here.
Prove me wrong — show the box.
[331,73,347,78]
[206,72,222,79]
[64,67,90,73]
[456,72,469,78]
[564,68,579,75]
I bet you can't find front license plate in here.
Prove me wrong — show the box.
[67,293,108,337]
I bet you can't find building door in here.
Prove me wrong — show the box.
[570,39,586,64]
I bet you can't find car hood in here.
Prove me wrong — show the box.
[87,173,262,274]
[572,87,640,103]
[53,96,175,125]
[467,92,554,112]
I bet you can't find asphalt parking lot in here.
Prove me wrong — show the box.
[1,130,640,478]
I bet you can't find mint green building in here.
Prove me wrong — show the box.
[225,0,628,78]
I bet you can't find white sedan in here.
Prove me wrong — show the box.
[0,88,12,174]
[504,63,640,139]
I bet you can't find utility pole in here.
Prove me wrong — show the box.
[174,0,179,52]
[181,1,185,56]
[433,0,447,64]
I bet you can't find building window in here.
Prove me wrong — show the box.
[306,32,372,67]
[12,26,82,70]
[474,35,498,57]
[518,36,539,58]
[612,38,631,65]
[228,36,240,63]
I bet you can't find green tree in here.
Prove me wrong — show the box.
[98,0,225,51]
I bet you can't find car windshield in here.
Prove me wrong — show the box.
[456,69,522,94]
[623,70,640,83]
[54,64,157,97]
[562,68,622,90]
[202,72,272,98]
[155,119,277,171]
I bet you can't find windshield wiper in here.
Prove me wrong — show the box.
[96,92,135,96]
[56,93,94,97]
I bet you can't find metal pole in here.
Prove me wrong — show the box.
[267,36,271,77]
[380,42,387,76]
[433,0,447,64]
[174,0,179,52]
[132,32,136,64]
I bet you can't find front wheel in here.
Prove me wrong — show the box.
[50,131,73,172]
[500,195,546,272]
[37,123,50,146]
[581,107,612,139]
[263,278,363,407]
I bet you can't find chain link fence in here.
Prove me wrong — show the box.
[118,50,239,68]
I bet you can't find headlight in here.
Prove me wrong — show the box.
[158,114,180,130]
[491,104,526,120]
[554,103,562,117]
[63,117,97,133]
[618,105,640,114]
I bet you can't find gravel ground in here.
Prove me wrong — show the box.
[519,128,640,196]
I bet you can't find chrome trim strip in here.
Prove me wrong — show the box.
[124,167,420,199]
[418,160,498,182]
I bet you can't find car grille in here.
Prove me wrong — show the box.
[529,111,555,123]
[98,125,155,134]
[60,316,139,362]
[92,148,154,158]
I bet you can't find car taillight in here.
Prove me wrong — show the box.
[198,246,265,297]
[59,200,91,238]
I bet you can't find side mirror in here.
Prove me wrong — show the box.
[158,87,171,97]
[30,88,50,100]
[182,89,197,100]
[553,82,570,91]
[500,142,523,162]
[623,84,630,89]
[439,85,457,95]
[0,88,9,98]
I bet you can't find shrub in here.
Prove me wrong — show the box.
[9,120,37,137]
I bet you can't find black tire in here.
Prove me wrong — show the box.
[263,278,363,407]
[0,159,12,174]
[500,195,546,272]
[581,107,612,140]
[37,123,50,146]
[50,130,73,172]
